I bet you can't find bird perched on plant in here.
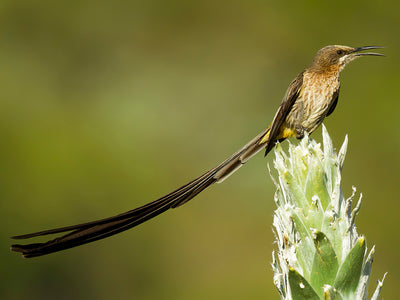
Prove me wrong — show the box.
[11,45,384,258]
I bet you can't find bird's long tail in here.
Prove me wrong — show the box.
[11,127,272,258]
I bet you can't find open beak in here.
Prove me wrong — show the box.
[349,46,385,57]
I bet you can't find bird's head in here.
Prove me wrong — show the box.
[309,45,384,74]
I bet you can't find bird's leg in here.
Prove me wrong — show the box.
[295,125,306,139]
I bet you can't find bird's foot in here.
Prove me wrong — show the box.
[296,125,306,139]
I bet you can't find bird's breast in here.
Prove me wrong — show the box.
[288,72,339,133]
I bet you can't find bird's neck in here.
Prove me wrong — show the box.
[305,67,340,82]
[307,64,341,77]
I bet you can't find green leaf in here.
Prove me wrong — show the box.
[310,231,339,298]
[323,285,343,300]
[283,170,310,209]
[289,207,313,240]
[305,156,331,210]
[334,237,366,297]
[288,267,320,300]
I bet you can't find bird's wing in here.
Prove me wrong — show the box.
[326,87,340,117]
[264,71,304,154]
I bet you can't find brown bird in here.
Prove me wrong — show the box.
[11,45,383,258]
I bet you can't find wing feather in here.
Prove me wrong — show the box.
[326,87,340,117]
[264,71,304,154]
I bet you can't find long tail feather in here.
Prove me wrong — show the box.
[11,127,271,258]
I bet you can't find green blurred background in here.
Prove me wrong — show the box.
[1,0,399,299]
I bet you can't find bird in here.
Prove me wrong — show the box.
[11,45,384,258]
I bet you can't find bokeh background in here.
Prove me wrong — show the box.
[1,1,399,299]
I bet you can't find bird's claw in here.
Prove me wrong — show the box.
[296,126,306,139]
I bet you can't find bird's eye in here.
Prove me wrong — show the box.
[336,50,343,55]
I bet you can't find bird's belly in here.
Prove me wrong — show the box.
[299,96,331,131]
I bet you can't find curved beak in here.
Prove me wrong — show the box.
[349,46,385,57]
